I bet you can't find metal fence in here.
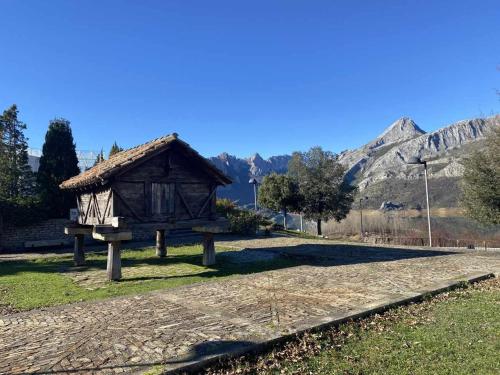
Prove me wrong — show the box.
[370,236,500,249]
[28,148,99,171]
[283,213,500,249]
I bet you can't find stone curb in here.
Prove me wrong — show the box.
[160,272,496,374]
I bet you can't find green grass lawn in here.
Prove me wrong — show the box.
[276,229,322,240]
[205,278,500,375]
[0,244,299,311]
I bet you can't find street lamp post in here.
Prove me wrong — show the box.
[408,157,432,247]
[249,178,258,211]
[359,196,368,240]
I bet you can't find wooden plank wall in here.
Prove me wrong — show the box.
[78,188,113,225]
[80,147,218,224]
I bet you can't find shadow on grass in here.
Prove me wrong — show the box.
[0,242,455,282]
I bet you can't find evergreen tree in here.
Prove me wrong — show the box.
[108,141,123,158]
[288,147,356,235]
[258,173,303,229]
[0,104,34,200]
[0,111,5,197]
[93,149,105,166]
[37,118,80,218]
[461,126,500,225]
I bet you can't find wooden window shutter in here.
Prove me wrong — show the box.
[152,183,175,216]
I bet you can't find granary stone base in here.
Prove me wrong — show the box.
[202,233,216,266]
[106,241,122,281]
[156,229,167,257]
[73,234,85,266]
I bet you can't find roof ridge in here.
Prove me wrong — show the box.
[107,133,175,162]
[60,133,231,190]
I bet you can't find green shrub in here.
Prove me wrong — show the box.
[271,222,284,231]
[228,210,261,235]
[216,198,238,218]
[217,199,270,235]
[0,197,47,226]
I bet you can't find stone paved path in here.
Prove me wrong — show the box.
[1,237,499,374]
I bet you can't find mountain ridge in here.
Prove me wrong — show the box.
[211,114,499,207]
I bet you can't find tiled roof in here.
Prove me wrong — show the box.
[60,133,231,190]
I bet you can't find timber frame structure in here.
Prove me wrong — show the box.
[60,133,231,280]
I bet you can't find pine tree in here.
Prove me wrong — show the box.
[108,141,123,158]
[0,112,5,197]
[37,118,80,218]
[93,149,105,166]
[0,104,34,200]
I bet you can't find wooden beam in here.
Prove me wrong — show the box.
[93,192,103,224]
[65,226,93,235]
[106,191,113,217]
[131,222,172,230]
[83,194,92,224]
[76,195,84,223]
[101,189,112,224]
[176,184,194,219]
[76,195,83,214]
[170,218,226,230]
[196,187,216,218]
[112,188,144,222]
[93,231,132,242]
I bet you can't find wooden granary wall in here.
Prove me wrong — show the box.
[76,146,217,226]
[61,133,231,281]
[77,188,113,226]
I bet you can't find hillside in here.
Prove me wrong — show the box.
[212,115,499,208]
[347,116,498,208]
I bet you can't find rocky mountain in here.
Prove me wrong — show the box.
[340,115,499,208]
[367,117,426,149]
[211,114,499,207]
[209,152,291,204]
[340,116,498,188]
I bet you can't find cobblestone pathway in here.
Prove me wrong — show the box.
[1,238,499,374]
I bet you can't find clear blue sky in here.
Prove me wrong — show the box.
[1,0,499,158]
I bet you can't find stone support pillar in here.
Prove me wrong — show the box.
[73,234,85,266]
[107,241,122,281]
[202,232,216,266]
[156,229,166,257]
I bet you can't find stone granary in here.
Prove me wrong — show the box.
[60,133,232,280]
